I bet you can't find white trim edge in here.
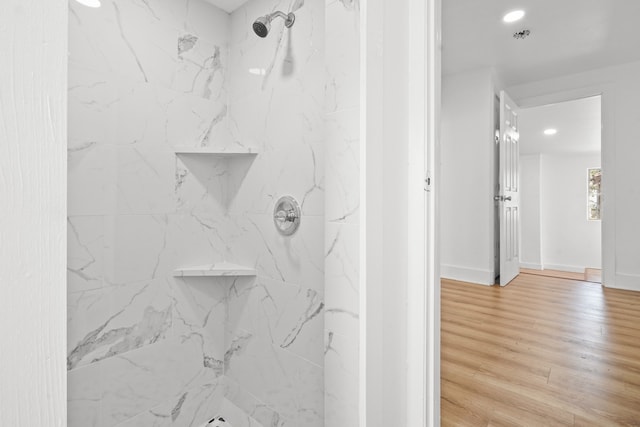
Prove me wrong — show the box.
[520,262,543,270]
[609,274,640,292]
[441,265,494,285]
[543,264,586,274]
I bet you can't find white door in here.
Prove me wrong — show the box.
[499,91,521,286]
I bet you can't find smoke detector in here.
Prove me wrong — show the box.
[513,29,531,40]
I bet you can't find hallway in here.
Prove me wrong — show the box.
[441,274,640,426]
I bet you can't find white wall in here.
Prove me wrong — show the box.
[520,154,543,269]
[521,153,602,271]
[509,61,640,290]
[541,153,602,271]
[0,0,67,425]
[441,68,496,284]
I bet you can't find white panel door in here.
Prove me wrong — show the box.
[499,91,521,286]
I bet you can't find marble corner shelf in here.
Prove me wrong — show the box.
[173,261,257,278]
[173,147,259,156]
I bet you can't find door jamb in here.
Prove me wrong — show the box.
[407,0,441,425]
[514,85,614,287]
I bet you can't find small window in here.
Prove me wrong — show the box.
[588,168,601,221]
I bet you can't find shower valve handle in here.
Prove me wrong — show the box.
[274,209,298,223]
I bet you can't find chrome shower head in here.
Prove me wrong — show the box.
[252,11,295,38]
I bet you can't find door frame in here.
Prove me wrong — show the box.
[514,85,614,287]
[406,0,441,424]
[360,0,440,425]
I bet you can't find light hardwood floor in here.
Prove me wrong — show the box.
[441,273,640,426]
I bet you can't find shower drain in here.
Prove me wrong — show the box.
[204,416,231,427]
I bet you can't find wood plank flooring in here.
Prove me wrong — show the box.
[441,273,640,426]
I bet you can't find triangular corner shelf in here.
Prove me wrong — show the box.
[173,146,259,156]
[173,261,257,278]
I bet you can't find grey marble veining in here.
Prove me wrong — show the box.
[68,279,173,370]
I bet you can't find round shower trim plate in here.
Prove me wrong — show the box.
[273,195,301,236]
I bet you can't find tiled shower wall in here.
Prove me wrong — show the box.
[222,0,325,425]
[67,0,324,425]
[324,0,360,426]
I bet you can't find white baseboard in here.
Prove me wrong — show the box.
[441,265,494,286]
[607,273,640,292]
[543,263,585,274]
[520,262,543,270]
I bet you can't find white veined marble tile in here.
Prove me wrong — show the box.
[170,275,229,334]
[226,213,324,292]
[68,65,119,148]
[214,398,265,427]
[67,279,174,370]
[324,0,360,114]
[324,329,359,427]
[68,142,118,216]
[324,222,359,339]
[174,33,228,101]
[69,0,142,80]
[103,214,170,285]
[165,90,231,149]
[99,335,213,425]
[174,155,238,214]
[169,276,229,376]
[68,0,329,425]
[67,274,229,376]
[184,0,231,42]
[325,107,360,223]
[115,143,177,215]
[224,332,323,426]
[227,138,324,217]
[224,376,284,427]
[69,0,174,85]
[158,214,233,275]
[68,361,104,427]
[228,0,324,103]
[70,0,232,89]
[226,275,324,366]
[113,1,181,87]
[125,0,191,32]
[102,213,232,284]
[226,53,324,153]
[114,376,226,427]
[68,216,105,293]
[226,0,324,152]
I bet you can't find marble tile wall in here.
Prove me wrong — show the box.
[324,0,361,426]
[222,0,325,425]
[68,0,325,425]
[68,0,232,425]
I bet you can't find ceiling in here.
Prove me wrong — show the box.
[519,95,601,155]
[442,0,640,86]
[203,0,250,13]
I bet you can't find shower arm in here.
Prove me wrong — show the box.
[269,11,295,28]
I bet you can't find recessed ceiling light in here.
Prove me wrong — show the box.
[503,10,525,23]
[74,0,101,7]
[544,128,558,136]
